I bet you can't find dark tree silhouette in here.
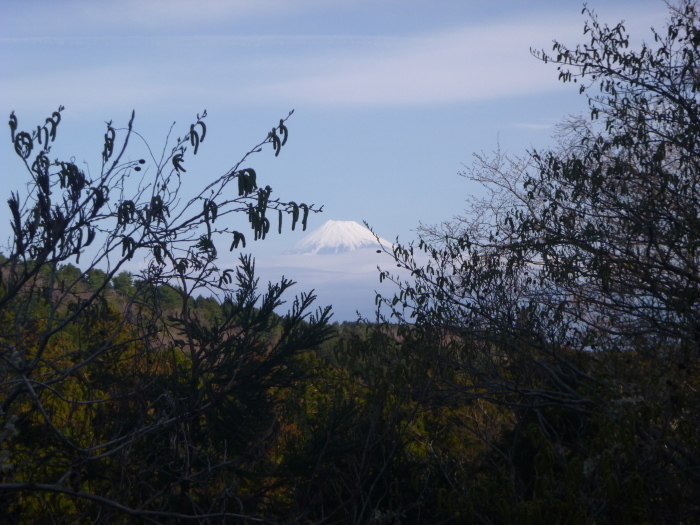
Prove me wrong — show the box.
[0,107,332,522]
[376,2,700,521]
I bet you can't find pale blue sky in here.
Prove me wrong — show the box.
[1,0,667,263]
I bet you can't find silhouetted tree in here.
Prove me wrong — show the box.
[377,2,700,521]
[0,106,332,522]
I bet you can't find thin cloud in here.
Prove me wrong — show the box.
[0,7,668,111]
[1,0,332,37]
[512,122,555,131]
[255,10,667,107]
[258,21,578,106]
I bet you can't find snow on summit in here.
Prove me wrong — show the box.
[286,220,391,255]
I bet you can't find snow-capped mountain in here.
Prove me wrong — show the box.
[250,220,408,321]
[286,220,391,255]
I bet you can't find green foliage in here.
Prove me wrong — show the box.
[56,263,82,287]
[111,270,134,296]
[84,268,109,292]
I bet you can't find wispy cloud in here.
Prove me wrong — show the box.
[0,5,668,112]
[254,8,667,107]
[257,23,569,106]
[1,24,574,112]
[1,0,332,36]
[511,122,556,131]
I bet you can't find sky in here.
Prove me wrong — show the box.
[0,0,671,318]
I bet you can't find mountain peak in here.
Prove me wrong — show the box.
[286,220,390,255]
